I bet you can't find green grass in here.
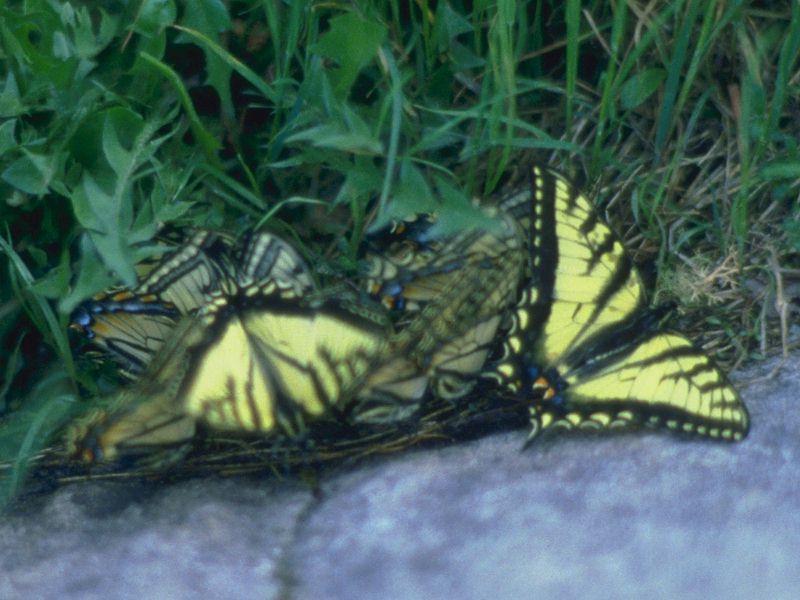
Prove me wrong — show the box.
[1,0,799,500]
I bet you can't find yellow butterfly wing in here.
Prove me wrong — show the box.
[70,231,232,373]
[67,290,394,462]
[134,230,232,314]
[67,234,323,460]
[364,214,519,312]
[531,331,748,440]
[524,166,646,369]
[236,231,314,292]
[65,314,207,462]
[363,211,525,400]
[181,294,386,436]
[71,231,313,375]
[488,165,749,441]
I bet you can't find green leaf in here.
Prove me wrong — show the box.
[203,45,234,120]
[69,5,118,60]
[450,41,485,71]
[334,161,383,205]
[287,125,383,155]
[102,115,136,179]
[30,256,70,300]
[761,161,800,180]
[287,104,383,155]
[58,235,117,315]
[565,0,580,132]
[179,0,230,32]
[0,72,24,118]
[314,13,387,97]
[1,9,73,88]
[132,170,193,232]
[173,25,277,104]
[784,220,800,251]
[620,68,666,109]
[0,334,25,413]
[134,0,177,37]
[428,175,491,237]
[69,107,144,171]
[1,151,58,195]
[70,171,137,286]
[70,107,185,287]
[138,52,222,162]
[433,2,473,52]
[0,366,77,507]
[370,161,435,232]
[178,0,233,119]
[654,0,701,155]
[0,235,76,382]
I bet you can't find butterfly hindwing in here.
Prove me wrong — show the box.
[65,313,208,462]
[70,292,180,375]
[528,331,748,440]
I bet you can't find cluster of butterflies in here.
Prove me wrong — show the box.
[65,165,749,465]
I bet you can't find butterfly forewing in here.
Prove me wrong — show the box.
[175,278,393,438]
[135,230,232,313]
[530,167,647,369]
[237,231,314,293]
[71,231,233,372]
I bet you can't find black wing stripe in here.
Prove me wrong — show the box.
[244,357,264,431]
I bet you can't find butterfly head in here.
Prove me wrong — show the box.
[69,304,97,338]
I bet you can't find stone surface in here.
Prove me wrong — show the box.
[0,478,312,599]
[1,354,799,599]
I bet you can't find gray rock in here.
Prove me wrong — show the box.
[1,355,799,599]
[0,478,311,599]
